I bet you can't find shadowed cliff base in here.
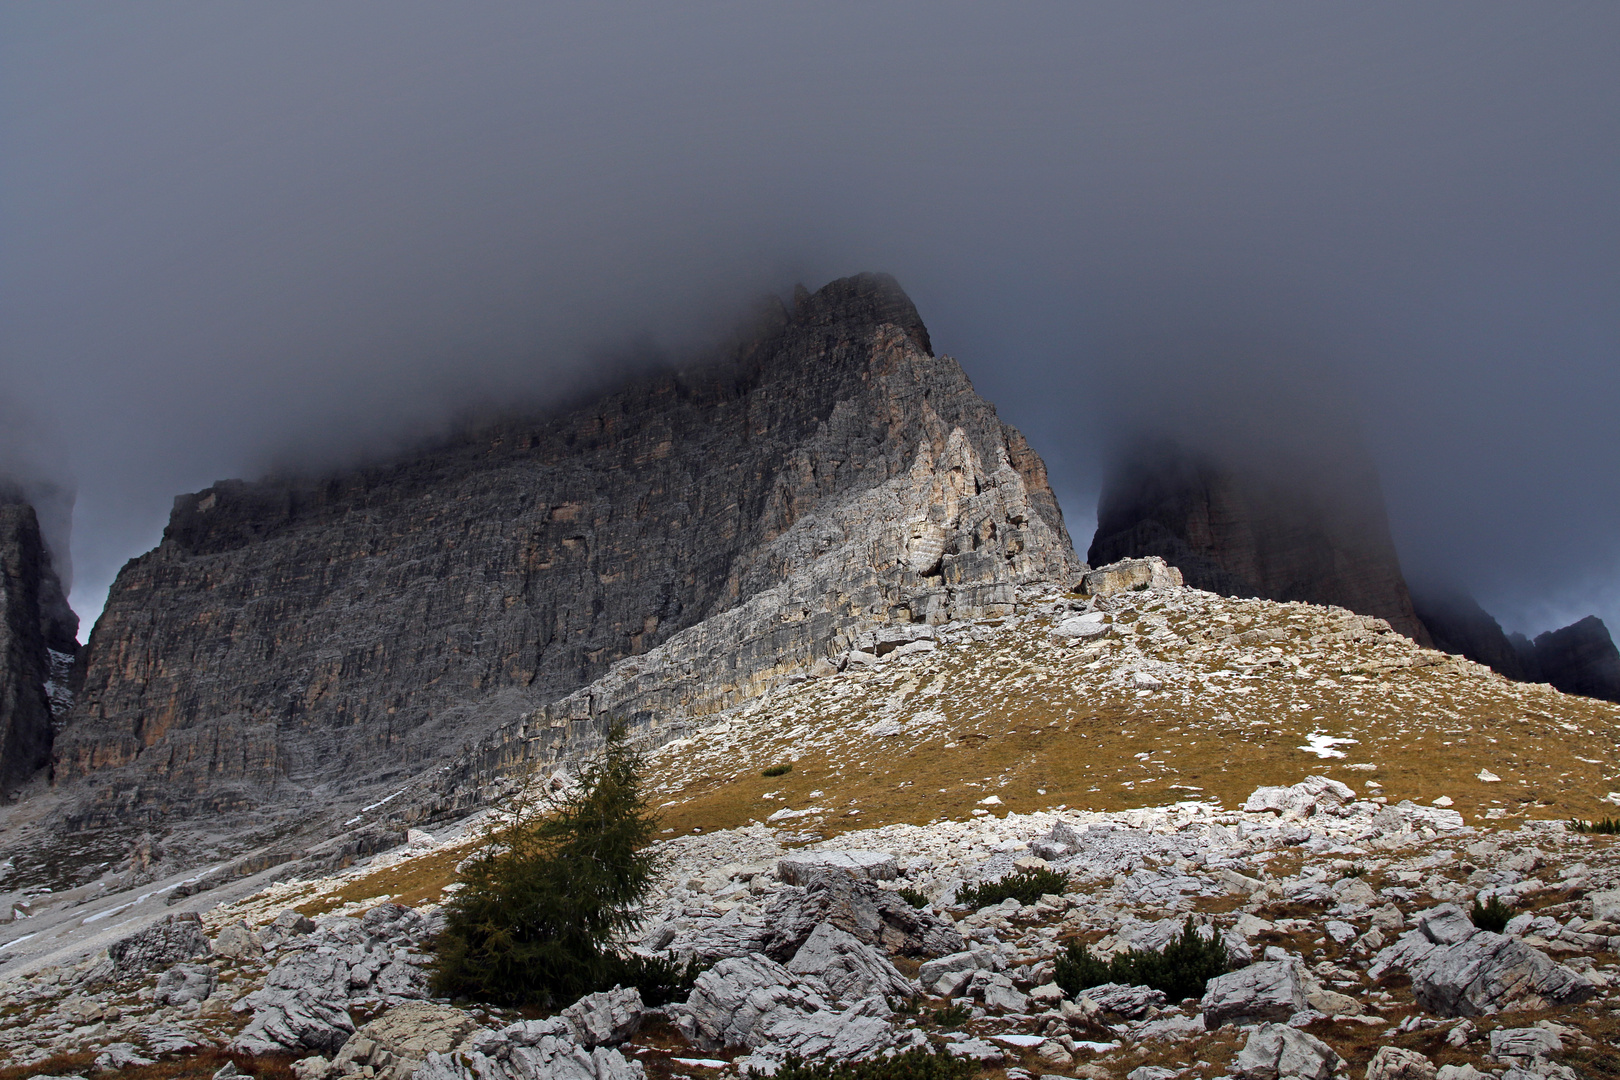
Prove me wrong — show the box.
[1086,439,1431,644]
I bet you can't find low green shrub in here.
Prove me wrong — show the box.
[893,885,931,909]
[762,763,793,777]
[1053,918,1231,1002]
[955,866,1070,909]
[751,1047,975,1080]
[1470,895,1514,934]
[926,1002,972,1028]
[1342,864,1366,879]
[1570,817,1620,835]
[608,952,709,1007]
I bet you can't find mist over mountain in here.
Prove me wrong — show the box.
[2,5,1617,638]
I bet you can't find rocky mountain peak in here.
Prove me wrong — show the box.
[40,274,1079,839]
[1087,439,1431,643]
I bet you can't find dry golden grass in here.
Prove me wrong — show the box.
[642,591,1620,842]
[0,1049,299,1080]
[294,840,477,917]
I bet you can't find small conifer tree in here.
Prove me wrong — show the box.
[432,723,661,1007]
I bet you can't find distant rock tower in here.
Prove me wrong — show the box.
[1088,440,1431,644]
[0,485,78,792]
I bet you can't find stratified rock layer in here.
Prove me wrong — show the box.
[0,486,78,792]
[1088,441,1430,643]
[53,273,1079,827]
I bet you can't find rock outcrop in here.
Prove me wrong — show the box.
[1087,440,1430,643]
[0,485,77,792]
[50,274,1079,831]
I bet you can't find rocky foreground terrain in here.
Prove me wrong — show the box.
[2,565,1618,1080]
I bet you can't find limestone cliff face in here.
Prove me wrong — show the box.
[53,274,1080,827]
[1088,441,1431,644]
[0,488,78,792]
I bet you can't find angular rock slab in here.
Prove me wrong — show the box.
[1231,1023,1344,1080]
[1076,982,1166,1021]
[786,921,914,1005]
[1367,1046,1437,1080]
[1079,557,1182,597]
[777,850,898,886]
[1200,961,1306,1027]
[763,873,962,959]
[680,953,920,1064]
[560,987,645,1048]
[417,1019,645,1080]
[1409,931,1596,1016]
[153,963,215,1006]
[327,1002,482,1080]
[109,912,211,976]
[230,952,357,1055]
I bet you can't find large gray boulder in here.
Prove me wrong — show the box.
[108,913,211,977]
[1076,982,1167,1020]
[153,963,216,1007]
[1415,903,1478,945]
[777,850,898,886]
[1231,1023,1344,1080]
[1409,931,1596,1016]
[1200,961,1306,1027]
[679,954,832,1051]
[916,945,1000,997]
[416,1017,644,1080]
[560,987,645,1048]
[1079,557,1182,597]
[763,873,963,959]
[1488,1027,1562,1063]
[230,952,356,1055]
[322,1002,482,1080]
[786,922,914,1005]
[1366,1046,1437,1080]
[678,953,921,1065]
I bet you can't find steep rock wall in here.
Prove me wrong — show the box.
[52,274,1080,828]
[0,490,78,792]
[1088,441,1430,644]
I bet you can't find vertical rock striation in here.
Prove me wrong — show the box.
[50,273,1080,828]
[0,486,78,792]
[1088,441,1430,644]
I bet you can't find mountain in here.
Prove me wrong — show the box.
[1410,586,1527,681]
[1525,615,1620,704]
[1411,588,1620,705]
[47,274,1081,837]
[1086,440,1431,643]
[0,486,78,793]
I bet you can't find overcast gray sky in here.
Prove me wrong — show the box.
[3,3,1617,640]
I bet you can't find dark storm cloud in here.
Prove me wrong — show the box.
[2,3,1617,637]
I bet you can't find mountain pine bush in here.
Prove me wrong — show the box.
[431,723,662,1007]
[954,866,1070,908]
[1053,917,1230,1002]
[1470,895,1514,933]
